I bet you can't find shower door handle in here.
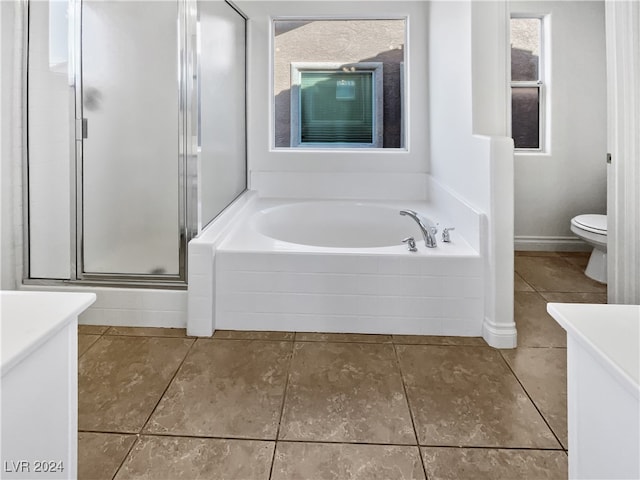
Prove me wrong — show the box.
[76,118,88,140]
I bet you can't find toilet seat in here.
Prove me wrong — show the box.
[572,214,607,235]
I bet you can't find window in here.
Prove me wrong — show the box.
[290,63,383,147]
[510,17,545,151]
[273,19,406,149]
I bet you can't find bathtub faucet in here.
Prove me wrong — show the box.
[399,210,438,248]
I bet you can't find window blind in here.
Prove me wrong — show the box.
[300,71,374,144]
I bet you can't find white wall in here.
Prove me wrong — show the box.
[511,1,607,250]
[428,1,515,347]
[428,1,490,211]
[1,0,20,290]
[239,0,429,198]
[472,1,509,137]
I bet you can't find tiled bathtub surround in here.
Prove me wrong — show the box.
[216,252,484,336]
[77,252,604,478]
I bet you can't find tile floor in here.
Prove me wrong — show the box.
[77,251,606,479]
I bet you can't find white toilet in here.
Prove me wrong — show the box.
[570,214,607,284]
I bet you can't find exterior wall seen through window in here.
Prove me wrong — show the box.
[273,19,405,149]
[511,17,544,151]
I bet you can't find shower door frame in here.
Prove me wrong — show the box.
[22,0,199,288]
[72,0,197,287]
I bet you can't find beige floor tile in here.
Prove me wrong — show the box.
[502,347,568,448]
[78,325,109,335]
[515,292,567,347]
[272,442,425,480]
[213,330,294,341]
[296,332,392,343]
[78,432,136,480]
[515,256,606,293]
[514,272,535,292]
[280,342,415,444]
[540,291,608,304]
[397,345,559,448]
[421,447,567,480]
[78,334,101,357]
[105,326,189,337]
[145,339,291,439]
[114,436,274,480]
[559,251,591,270]
[78,336,194,433]
[392,335,486,346]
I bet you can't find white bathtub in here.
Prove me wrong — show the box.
[197,196,485,336]
[252,201,430,249]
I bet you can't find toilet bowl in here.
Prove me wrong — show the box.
[570,214,607,284]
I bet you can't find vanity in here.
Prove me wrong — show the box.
[548,303,640,480]
[1,291,96,479]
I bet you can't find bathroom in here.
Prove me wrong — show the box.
[1,0,639,478]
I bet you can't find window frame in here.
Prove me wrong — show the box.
[290,62,384,148]
[510,15,547,153]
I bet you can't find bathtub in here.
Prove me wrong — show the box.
[200,196,485,336]
[251,201,445,249]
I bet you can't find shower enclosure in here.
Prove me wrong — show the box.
[24,0,246,287]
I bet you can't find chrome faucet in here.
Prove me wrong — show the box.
[399,210,438,248]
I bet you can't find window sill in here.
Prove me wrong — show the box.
[515,150,551,158]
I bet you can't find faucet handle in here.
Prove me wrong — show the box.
[442,227,455,243]
[402,237,418,252]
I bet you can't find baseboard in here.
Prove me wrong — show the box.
[21,284,188,328]
[514,235,591,252]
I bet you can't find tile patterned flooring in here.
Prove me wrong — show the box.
[77,252,606,479]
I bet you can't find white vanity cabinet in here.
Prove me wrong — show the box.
[1,291,96,480]
[548,303,640,480]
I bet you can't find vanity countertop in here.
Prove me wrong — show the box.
[1,291,96,376]
[547,302,639,395]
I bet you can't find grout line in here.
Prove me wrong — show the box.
[268,340,296,480]
[77,334,102,360]
[515,345,567,350]
[76,428,568,451]
[78,326,110,336]
[209,334,490,347]
[137,337,198,435]
[295,339,393,345]
[79,428,141,436]
[77,325,114,359]
[391,343,429,480]
[110,434,140,480]
[207,336,295,342]
[498,351,566,451]
[101,333,195,340]
[417,444,567,452]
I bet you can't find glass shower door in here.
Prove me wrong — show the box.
[80,1,181,277]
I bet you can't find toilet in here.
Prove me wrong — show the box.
[570,214,607,284]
